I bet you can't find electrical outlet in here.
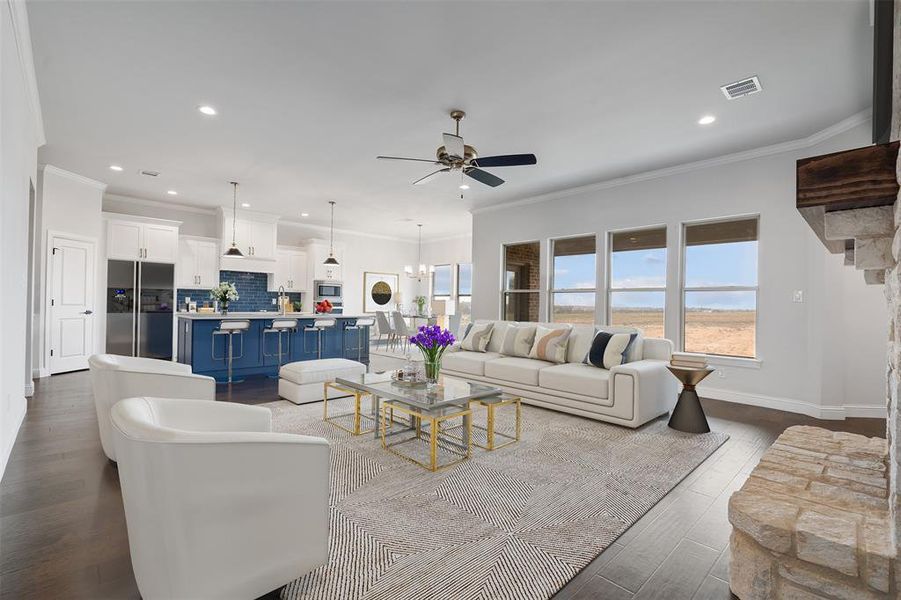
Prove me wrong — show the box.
[271,298,277,305]
[793,290,804,303]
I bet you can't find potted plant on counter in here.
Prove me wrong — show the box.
[415,295,428,316]
[409,324,455,386]
[210,282,239,314]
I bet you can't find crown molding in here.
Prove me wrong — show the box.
[7,0,45,146]
[471,109,872,216]
[279,217,419,243]
[40,164,106,191]
[104,193,217,215]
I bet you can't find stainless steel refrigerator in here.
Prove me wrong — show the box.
[106,260,174,359]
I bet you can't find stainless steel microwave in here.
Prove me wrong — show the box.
[314,280,343,301]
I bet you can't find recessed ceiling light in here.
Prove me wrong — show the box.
[109,165,123,171]
[301,212,309,217]
[241,202,250,208]
[167,190,178,196]
[698,115,716,125]
[459,184,470,190]
[198,105,217,116]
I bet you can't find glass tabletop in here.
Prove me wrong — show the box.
[334,373,502,410]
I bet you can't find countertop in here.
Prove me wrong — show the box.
[176,312,369,320]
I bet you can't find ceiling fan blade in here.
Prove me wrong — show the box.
[377,155,440,164]
[464,167,504,187]
[413,168,450,185]
[443,133,465,159]
[471,153,537,168]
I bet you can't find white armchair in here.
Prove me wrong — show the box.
[110,397,330,600]
[88,354,215,460]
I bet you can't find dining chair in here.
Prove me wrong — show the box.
[391,311,411,354]
[374,311,395,349]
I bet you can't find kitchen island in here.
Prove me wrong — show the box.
[176,312,371,382]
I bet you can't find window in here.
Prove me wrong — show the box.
[682,217,758,358]
[503,242,540,321]
[550,235,596,324]
[608,227,666,338]
[431,264,452,298]
[456,263,472,330]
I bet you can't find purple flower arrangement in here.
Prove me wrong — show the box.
[409,325,456,383]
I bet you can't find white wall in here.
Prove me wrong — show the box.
[103,194,217,238]
[33,165,105,376]
[471,119,887,419]
[1,0,44,475]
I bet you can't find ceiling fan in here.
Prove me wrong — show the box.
[376,110,537,188]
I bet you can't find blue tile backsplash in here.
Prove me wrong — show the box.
[177,270,304,312]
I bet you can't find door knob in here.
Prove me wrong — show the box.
[83,310,94,315]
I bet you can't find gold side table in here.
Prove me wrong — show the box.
[666,366,713,434]
[323,381,375,435]
[381,401,471,472]
[470,395,521,450]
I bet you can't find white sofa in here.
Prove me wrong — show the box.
[88,354,216,461]
[110,397,329,600]
[443,320,677,428]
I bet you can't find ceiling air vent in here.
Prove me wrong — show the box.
[720,76,762,100]
[140,170,160,177]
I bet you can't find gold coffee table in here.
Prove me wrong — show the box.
[470,394,521,450]
[381,401,472,472]
[323,380,375,435]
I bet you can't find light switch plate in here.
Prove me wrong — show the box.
[792,290,804,303]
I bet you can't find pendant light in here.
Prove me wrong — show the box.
[223,181,244,258]
[323,201,339,265]
[404,224,431,281]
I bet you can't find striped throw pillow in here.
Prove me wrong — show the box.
[528,326,572,364]
[499,325,537,358]
[584,331,637,369]
[460,322,494,352]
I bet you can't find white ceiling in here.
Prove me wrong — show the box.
[28,0,872,239]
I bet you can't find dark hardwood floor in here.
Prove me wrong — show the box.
[0,366,885,599]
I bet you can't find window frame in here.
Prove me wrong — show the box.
[501,240,541,321]
[679,214,760,359]
[456,262,472,299]
[548,233,598,323]
[606,225,667,332]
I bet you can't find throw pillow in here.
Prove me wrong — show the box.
[460,322,494,352]
[584,331,637,369]
[528,326,572,364]
[499,325,537,358]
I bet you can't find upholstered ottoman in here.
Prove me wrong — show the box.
[278,358,366,405]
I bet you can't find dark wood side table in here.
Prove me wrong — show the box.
[666,366,714,433]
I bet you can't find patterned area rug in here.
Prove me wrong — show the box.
[269,398,728,600]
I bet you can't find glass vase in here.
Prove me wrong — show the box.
[220,301,228,315]
[424,358,441,386]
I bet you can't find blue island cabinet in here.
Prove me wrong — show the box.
[177,316,369,382]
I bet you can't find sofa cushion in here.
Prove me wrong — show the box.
[498,324,537,358]
[529,325,572,364]
[484,357,551,386]
[584,331,637,369]
[485,321,516,353]
[539,363,610,399]
[566,324,596,364]
[460,322,495,352]
[442,351,502,376]
[597,325,643,362]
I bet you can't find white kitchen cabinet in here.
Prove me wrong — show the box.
[307,241,344,282]
[218,208,278,259]
[106,217,179,263]
[177,237,219,289]
[268,248,308,292]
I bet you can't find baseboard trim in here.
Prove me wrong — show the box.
[32,367,49,378]
[701,387,886,420]
[0,398,27,478]
[24,383,34,397]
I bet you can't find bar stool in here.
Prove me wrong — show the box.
[344,317,375,364]
[304,318,337,359]
[263,318,297,377]
[212,320,250,384]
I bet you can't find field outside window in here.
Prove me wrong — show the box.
[550,236,596,324]
[682,217,758,358]
[608,227,666,339]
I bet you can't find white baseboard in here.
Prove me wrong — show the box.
[0,398,26,478]
[24,382,34,397]
[701,387,886,420]
[32,367,49,378]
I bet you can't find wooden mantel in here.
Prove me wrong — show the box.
[796,141,899,253]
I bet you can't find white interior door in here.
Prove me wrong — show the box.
[49,235,96,374]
